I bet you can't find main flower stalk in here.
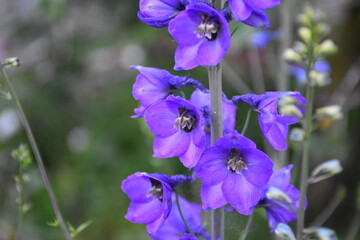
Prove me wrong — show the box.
[208,64,224,239]
[297,61,315,239]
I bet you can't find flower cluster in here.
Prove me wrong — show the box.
[121,0,311,239]
[137,0,281,70]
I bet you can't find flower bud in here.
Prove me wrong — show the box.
[298,27,312,43]
[309,70,330,87]
[274,223,296,240]
[278,96,304,118]
[4,57,21,67]
[279,105,304,118]
[315,105,343,120]
[309,159,343,184]
[266,187,292,204]
[304,227,338,240]
[283,48,303,63]
[316,23,331,36]
[293,41,307,55]
[290,128,305,142]
[315,39,338,55]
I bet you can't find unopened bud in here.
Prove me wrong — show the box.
[293,41,307,55]
[309,70,330,87]
[275,223,296,240]
[298,27,312,43]
[315,39,337,55]
[309,159,343,184]
[290,128,305,142]
[4,57,21,67]
[315,105,343,120]
[304,227,338,240]
[316,23,331,36]
[283,48,303,63]
[266,187,292,204]
[279,105,304,118]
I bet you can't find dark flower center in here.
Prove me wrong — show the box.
[147,179,164,201]
[227,148,247,174]
[175,107,197,132]
[195,13,219,41]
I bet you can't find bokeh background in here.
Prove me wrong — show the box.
[0,0,360,239]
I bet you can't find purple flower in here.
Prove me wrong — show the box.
[131,65,206,118]
[144,95,206,168]
[121,172,174,234]
[138,0,189,28]
[190,89,237,147]
[168,2,231,70]
[242,9,270,29]
[150,196,209,240]
[232,91,306,151]
[228,0,280,22]
[195,131,273,215]
[259,165,306,231]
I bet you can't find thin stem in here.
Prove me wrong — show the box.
[208,64,224,240]
[241,212,254,240]
[296,62,315,240]
[0,67,73,240]
[175,191,194,236]
[241,108,252,135]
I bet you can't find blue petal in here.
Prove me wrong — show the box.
[242,9,270,30]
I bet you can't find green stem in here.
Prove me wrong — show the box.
[296,62,315,240]
[175,191,194,236]
[208,64,224,240]
[241,108,252,135]
[241,212,254,240]
[0,67,73,240]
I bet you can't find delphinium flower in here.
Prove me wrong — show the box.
[195,130,273,215]
[121,172,174,234]
[131,65,206,118]
[150,195,210,240]
[168,2,231,70]
[122,172,195,234]
[144,95,205,168]
[227,0,280,26]
[232,91,307,151]
[258,164,306,231]
[137,0,191,28]
[190,89,237,147]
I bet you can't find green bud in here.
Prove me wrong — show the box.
[283,48,303,64]
[4,57,21,67]
[315,39,338,55]
[266,187,292,204]
[290,128,305,142]
[298,27,312,43]
[279,105,304,118]
[293,41,307,55]
[304,227,338,240]
[315,105,343,120]
[309,70,330,87]
[308,159,343,184]
[275,223,296,240]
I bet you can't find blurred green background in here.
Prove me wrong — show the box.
[0,0,360,239]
